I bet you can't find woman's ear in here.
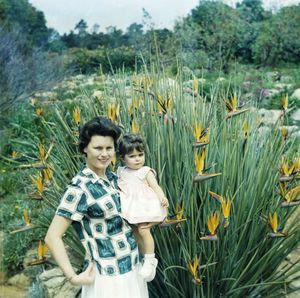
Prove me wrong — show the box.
[83,147,87,154]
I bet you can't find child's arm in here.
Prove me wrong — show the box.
[146,171,169,207]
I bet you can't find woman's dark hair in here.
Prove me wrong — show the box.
[118,133,146,158]
[79,116,121,154]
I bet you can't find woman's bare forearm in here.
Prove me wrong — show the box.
[45,215,76,279]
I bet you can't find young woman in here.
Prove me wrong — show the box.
[45,116,148,298]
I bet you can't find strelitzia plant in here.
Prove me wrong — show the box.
[187,255,201,285]
[280,184,300,207]
[209,191,231,228]
[107,102,120,123]
[131,119,140,134]
[42,167,53,186]
[11,150,19,159]
[12,69,300,298]
[281,94,288,113]
[30,175,44,199]
[157,94,173,114]
[193,149,221,182]
[279,158,300,182]
[27,240,49,266]
[280,127,288,142]
[243,121,250,139]
[200,212,219,241]
[268,212,285,237]
[72,106,81,126]
[35,107,44,117]
[193,123,209,147]
[160,202,187,227]
[225,94,249,119]
[10,209,34,234]
[18,143,54,169]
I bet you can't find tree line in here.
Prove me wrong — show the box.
[1,0,300,112]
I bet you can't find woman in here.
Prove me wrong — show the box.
[45,116,149,298]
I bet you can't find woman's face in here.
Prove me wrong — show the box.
[84,135,115,176]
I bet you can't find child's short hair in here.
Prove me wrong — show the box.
[118,133,146,157]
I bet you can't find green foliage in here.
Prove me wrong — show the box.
[5,66,300,296]
[252,6,300,66]
[0,0,50,48]
[68,46,138,74]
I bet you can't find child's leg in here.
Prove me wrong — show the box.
[137,225,154,254]
[132,225,146,255]
[137,224,158,282]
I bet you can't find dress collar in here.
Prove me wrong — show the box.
[81,167,116,184]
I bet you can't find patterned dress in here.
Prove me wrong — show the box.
[56,167,148,298]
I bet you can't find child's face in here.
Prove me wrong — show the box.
[123,149,145,170]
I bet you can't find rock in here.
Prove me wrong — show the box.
[7,273,31,289]
[266,71,280,81]
[291,89,300,100]
[291,130,300,139]
[39,267,80,298]
[0,285,26,297]
[262,89,280,98]
[23,247,37,269]
[92,90,103,100]
[274,83,292,90]
[280,75,293,83]
[291,109,300,122]
[258,109,282,125]
[257,126,271,137]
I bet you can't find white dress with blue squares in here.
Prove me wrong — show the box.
[56,167,148,298]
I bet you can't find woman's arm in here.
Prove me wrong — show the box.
[45,215,95,285]
[146,171,169,207]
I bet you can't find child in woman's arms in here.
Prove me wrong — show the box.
[117,133,169,282]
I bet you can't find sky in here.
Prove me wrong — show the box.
[28,0,300,35]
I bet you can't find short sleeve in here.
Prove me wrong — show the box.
[56,186,88,222]
[136,166,156,180]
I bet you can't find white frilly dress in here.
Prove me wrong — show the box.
[117,166,167,224]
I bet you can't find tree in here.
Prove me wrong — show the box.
[125,22,144,49]
[74,19,88,37]
[0,27,66,114]
[0,0,50,48]
[252,5,300,65]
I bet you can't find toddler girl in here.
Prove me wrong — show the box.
[117,133,169,282]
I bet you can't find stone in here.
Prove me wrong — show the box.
[291,109,300,122]
[280,75,293,83]
[274,83,292,90]
[39,267,80,298]
[266,71,280,81]
[258,109,282,125]
[92,90,103,100]
[291,89,300,100]
[263,89,280,98]
[7,273,31,289]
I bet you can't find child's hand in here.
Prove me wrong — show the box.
[160,197,169,208]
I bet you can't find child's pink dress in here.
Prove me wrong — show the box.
[117,166,167,224]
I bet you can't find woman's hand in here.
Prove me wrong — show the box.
[69,262,96,286]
